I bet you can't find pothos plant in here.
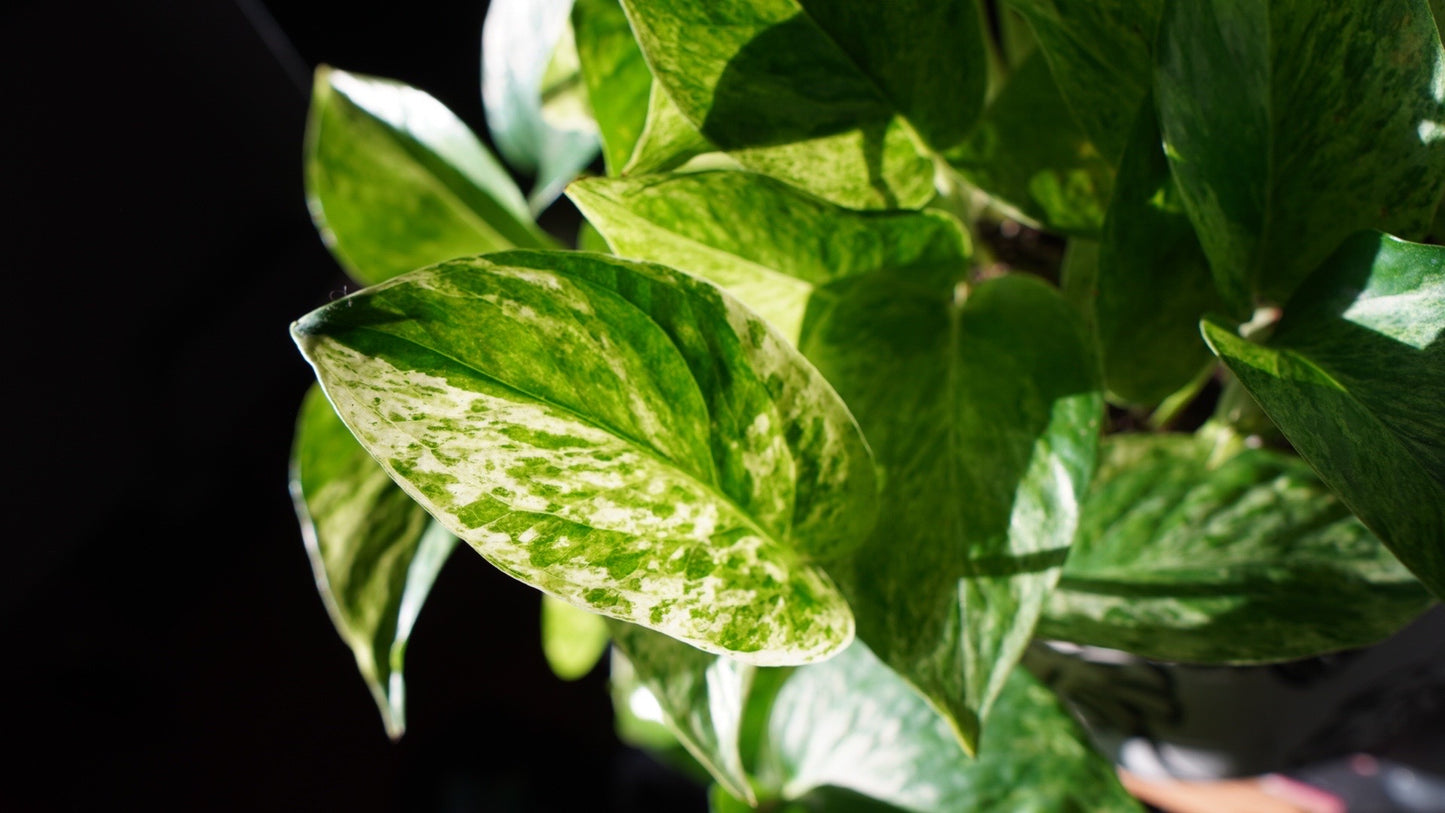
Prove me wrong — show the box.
[288,0,1445,808]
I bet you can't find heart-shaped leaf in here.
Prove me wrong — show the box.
[803,270,1103,752]
[305,68,551,286]
[292,250,878,663]
[568,171,969,345]
[290,385,459,737]
[618,0,989,208]
[1156,0,1445,308]
[1202,231,1445,600]
[1039,432,1434,663]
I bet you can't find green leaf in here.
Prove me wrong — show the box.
[572,0,653,174]
[290,384,459,737]
[1155,0,1445,308]
[291,250,878,663]
[944,54,1113,235]
[567,171,970,345]
[1091,100,1229,405]
[618,0,990,209]
[1201,231,1445,600]
[803,270,1103,752]
[1038,432,1434,663]
[611,623,757,803]
[622,82,717,175]
[483,0,601,212]
[1004,0,1163,164]
[576,219,611,254]
[761,641,1141,812]
[305,67,551,286]
[541,594,610,680]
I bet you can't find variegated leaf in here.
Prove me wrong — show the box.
[1156,0,1445,308]
[618,0,990,209]
[292,250,878,664]
[1040,432,1434,663]
[803,270,1103,753]
[305,68,551,286]
[761,641,1142,812]
[610,622,757,803]
[290,384,459,737]
[1202,231,1445,600]
[567,171,969,345]
[572,0,653,174]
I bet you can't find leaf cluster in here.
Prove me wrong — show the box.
[286,0,1445,808]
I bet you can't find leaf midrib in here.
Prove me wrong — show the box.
[342,311,784,549]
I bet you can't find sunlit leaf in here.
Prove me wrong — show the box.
[568,170,969,345]
[1156,0,1445,307]
[804,270,1103,752]
[1039,432,1434,662]
[572,0,653,174]
[290,385,459,737]
[292,250,878,663]
[622,82,717,176]
[483,0,601,211]
[305,67,550,286]
[1202,231,1445,600]
[618,0,990,208]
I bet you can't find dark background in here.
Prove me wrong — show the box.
[4,0,703,809]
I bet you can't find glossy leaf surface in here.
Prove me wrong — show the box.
[945,55,1113,235]
[541,594,610,680]
[568,171,969,344]
[619,0,989,208]
[1156,0,1445,307]
[292,250,878,663]
[804,270,1103,751]
[762,641,1141,812]
[611,623,757,803]
[1039,433,1434,663]
[573,0,653,174]
[1202,232,1445,600]
[305,68,549,286]
[1005,0,1162,164]
[1091,100,1228,404]
[483,0,600,211]
[290,385,459,737]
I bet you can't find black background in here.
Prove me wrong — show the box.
[5,0,703,809]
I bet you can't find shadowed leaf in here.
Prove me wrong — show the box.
[1202,232,1445,600]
